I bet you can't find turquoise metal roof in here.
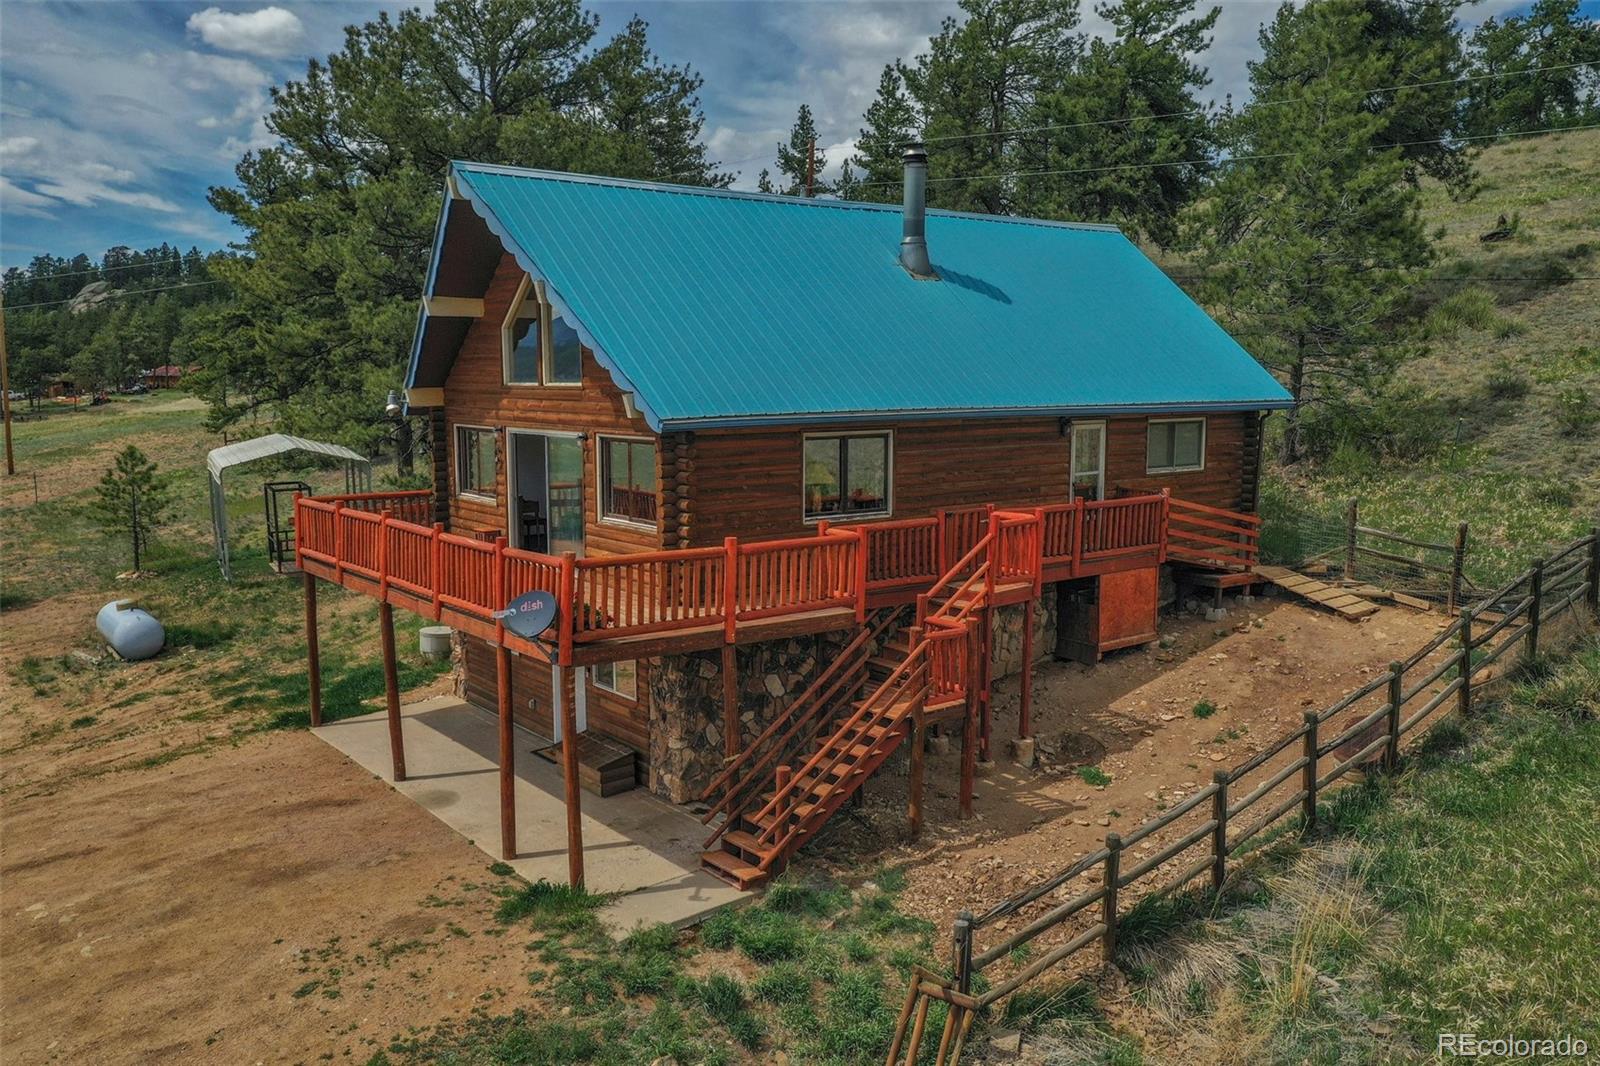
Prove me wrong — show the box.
[420,162,1291,430]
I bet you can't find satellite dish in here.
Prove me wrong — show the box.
[499,590,558,640]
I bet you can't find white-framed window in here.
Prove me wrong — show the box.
[1146,417,1206,474]
[455,425,498,499]
[594,659,637,700]
[599,436,658,526]
[501,275,582,387]
[803,432,891,521]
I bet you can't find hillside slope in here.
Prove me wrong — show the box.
[1265,128,1600,575]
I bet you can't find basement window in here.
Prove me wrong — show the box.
[600,436,657,525]
[1146,418,1206,474]
[593,660,637,700]
[803,433,891,520]
[456,425,497,499]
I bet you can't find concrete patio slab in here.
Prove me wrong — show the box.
[313,696,748,934]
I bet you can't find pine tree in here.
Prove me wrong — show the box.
[845,65,921,204]
[773,104,831,196]
[1018,0,1219,245]
[1194,0,1433,465]
[93,446,175,572]
[1463,0,1600,136]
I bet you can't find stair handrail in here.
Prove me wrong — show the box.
[749,522,1010,851]
[698,609,900,840]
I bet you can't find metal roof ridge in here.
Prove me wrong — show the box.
[448,161,1125,234]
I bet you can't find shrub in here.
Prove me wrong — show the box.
[752,962,811,1005]
[733,907,804,962]
[1423,286,1499,337]
[1553,386,1597,435]
[1078,766,1112,787]
[1191,699,1217,719]
[1483,360,1530,400]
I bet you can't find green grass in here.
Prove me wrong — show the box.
[1191,698,1217,719]
[1078,765,1112,787]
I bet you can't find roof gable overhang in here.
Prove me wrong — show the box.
[405,166,662,429]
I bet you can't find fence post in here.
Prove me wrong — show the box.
[1458,607,1474,716]
[1448,522,1469,613]
[1343,498,1358,581]
[378,508,393,600]
[1385,660,1404,771]
[1210,770,1229,893]
[430,523,445,621]
[1301,711,1319,833]
[1527,558,1544,662]
[1101,833,1122,964]
[952,911,974,995]
[1588,527,1600,614]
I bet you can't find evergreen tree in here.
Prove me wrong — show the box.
[773,104,831,196]
[1018,0,1219,246]
[193,0,725,448]
[1194,0,1433,465]
[1463,0,1600,135]
[845,65,921,204]
[92,446,175,572]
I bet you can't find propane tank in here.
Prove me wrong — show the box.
[96,600,165,661]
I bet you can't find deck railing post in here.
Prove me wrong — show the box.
[1301,711,1319,833]
[1210,769,1228,892]
[855,527,869,622]
[430,523,445,620]
[1343,498,1358,581]
[332,500,345,583]
[723,536,739,642]
[1032,507,1046,596]
[1458,607,1474,716]
[1385,660,1404,771]
[1588,528,1600,614]
[378,508,393,599]
[1448,521,1469,613]
[492,535,508,644]
[1101,833,1122,964]
[1159,488,1171,565]
[952,911,974,995]
[1072,497,1086,575]
[1527,558,1545,662]
[558,552,577,665]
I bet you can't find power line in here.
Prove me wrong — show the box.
[851,121,1600,189]
[2,280,226,312]
[2,256,221,285]
[855,60,1600,151]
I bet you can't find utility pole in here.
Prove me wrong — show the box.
[0,289,14,475]
[805,136,816,198]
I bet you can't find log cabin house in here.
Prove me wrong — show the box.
[294,147,1291,889]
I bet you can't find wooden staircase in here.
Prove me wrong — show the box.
[698,512,1030,888]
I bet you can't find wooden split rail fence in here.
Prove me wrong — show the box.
[888,527,1600,1066]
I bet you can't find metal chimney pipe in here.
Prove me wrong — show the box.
[900,142,934,278]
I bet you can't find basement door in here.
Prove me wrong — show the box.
[507,430,584,556]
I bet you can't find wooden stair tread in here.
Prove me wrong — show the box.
[720,829,770,855]
[699,848,769,888]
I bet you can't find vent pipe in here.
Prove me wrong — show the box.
[900,142,935,278]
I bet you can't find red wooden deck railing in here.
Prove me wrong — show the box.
[295,489,1194,663]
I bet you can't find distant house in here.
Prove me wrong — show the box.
[149,365,184,389]
[297,149,1291,888]
[44,374,76,398]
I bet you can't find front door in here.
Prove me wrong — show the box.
[508,431,585,556]
[1069,421,1106,501]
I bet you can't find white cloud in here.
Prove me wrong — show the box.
[0,136,41,160]
[186,6,305,58]
[0,176,58,218]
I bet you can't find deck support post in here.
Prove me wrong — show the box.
[959,621,979,819]
[559,666,585,888]
[721,641,739,760]
[496,645,516,861]
[303,572,322,728]
[379,601,406,782]
[978,605,993,762]
[1019,598,1035,739]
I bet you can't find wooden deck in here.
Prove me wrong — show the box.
[295,490,1258,666]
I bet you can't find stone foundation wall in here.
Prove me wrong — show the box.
[990,584,1058,678]
[647,628,872,803]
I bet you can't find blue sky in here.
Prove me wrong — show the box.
[0,0,1573,270]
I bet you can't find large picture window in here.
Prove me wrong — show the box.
[502,276,583,386]
[803,433,890,520]
[600,437,657,524]
[1146,418,1206,473]
[456,426,497,498]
